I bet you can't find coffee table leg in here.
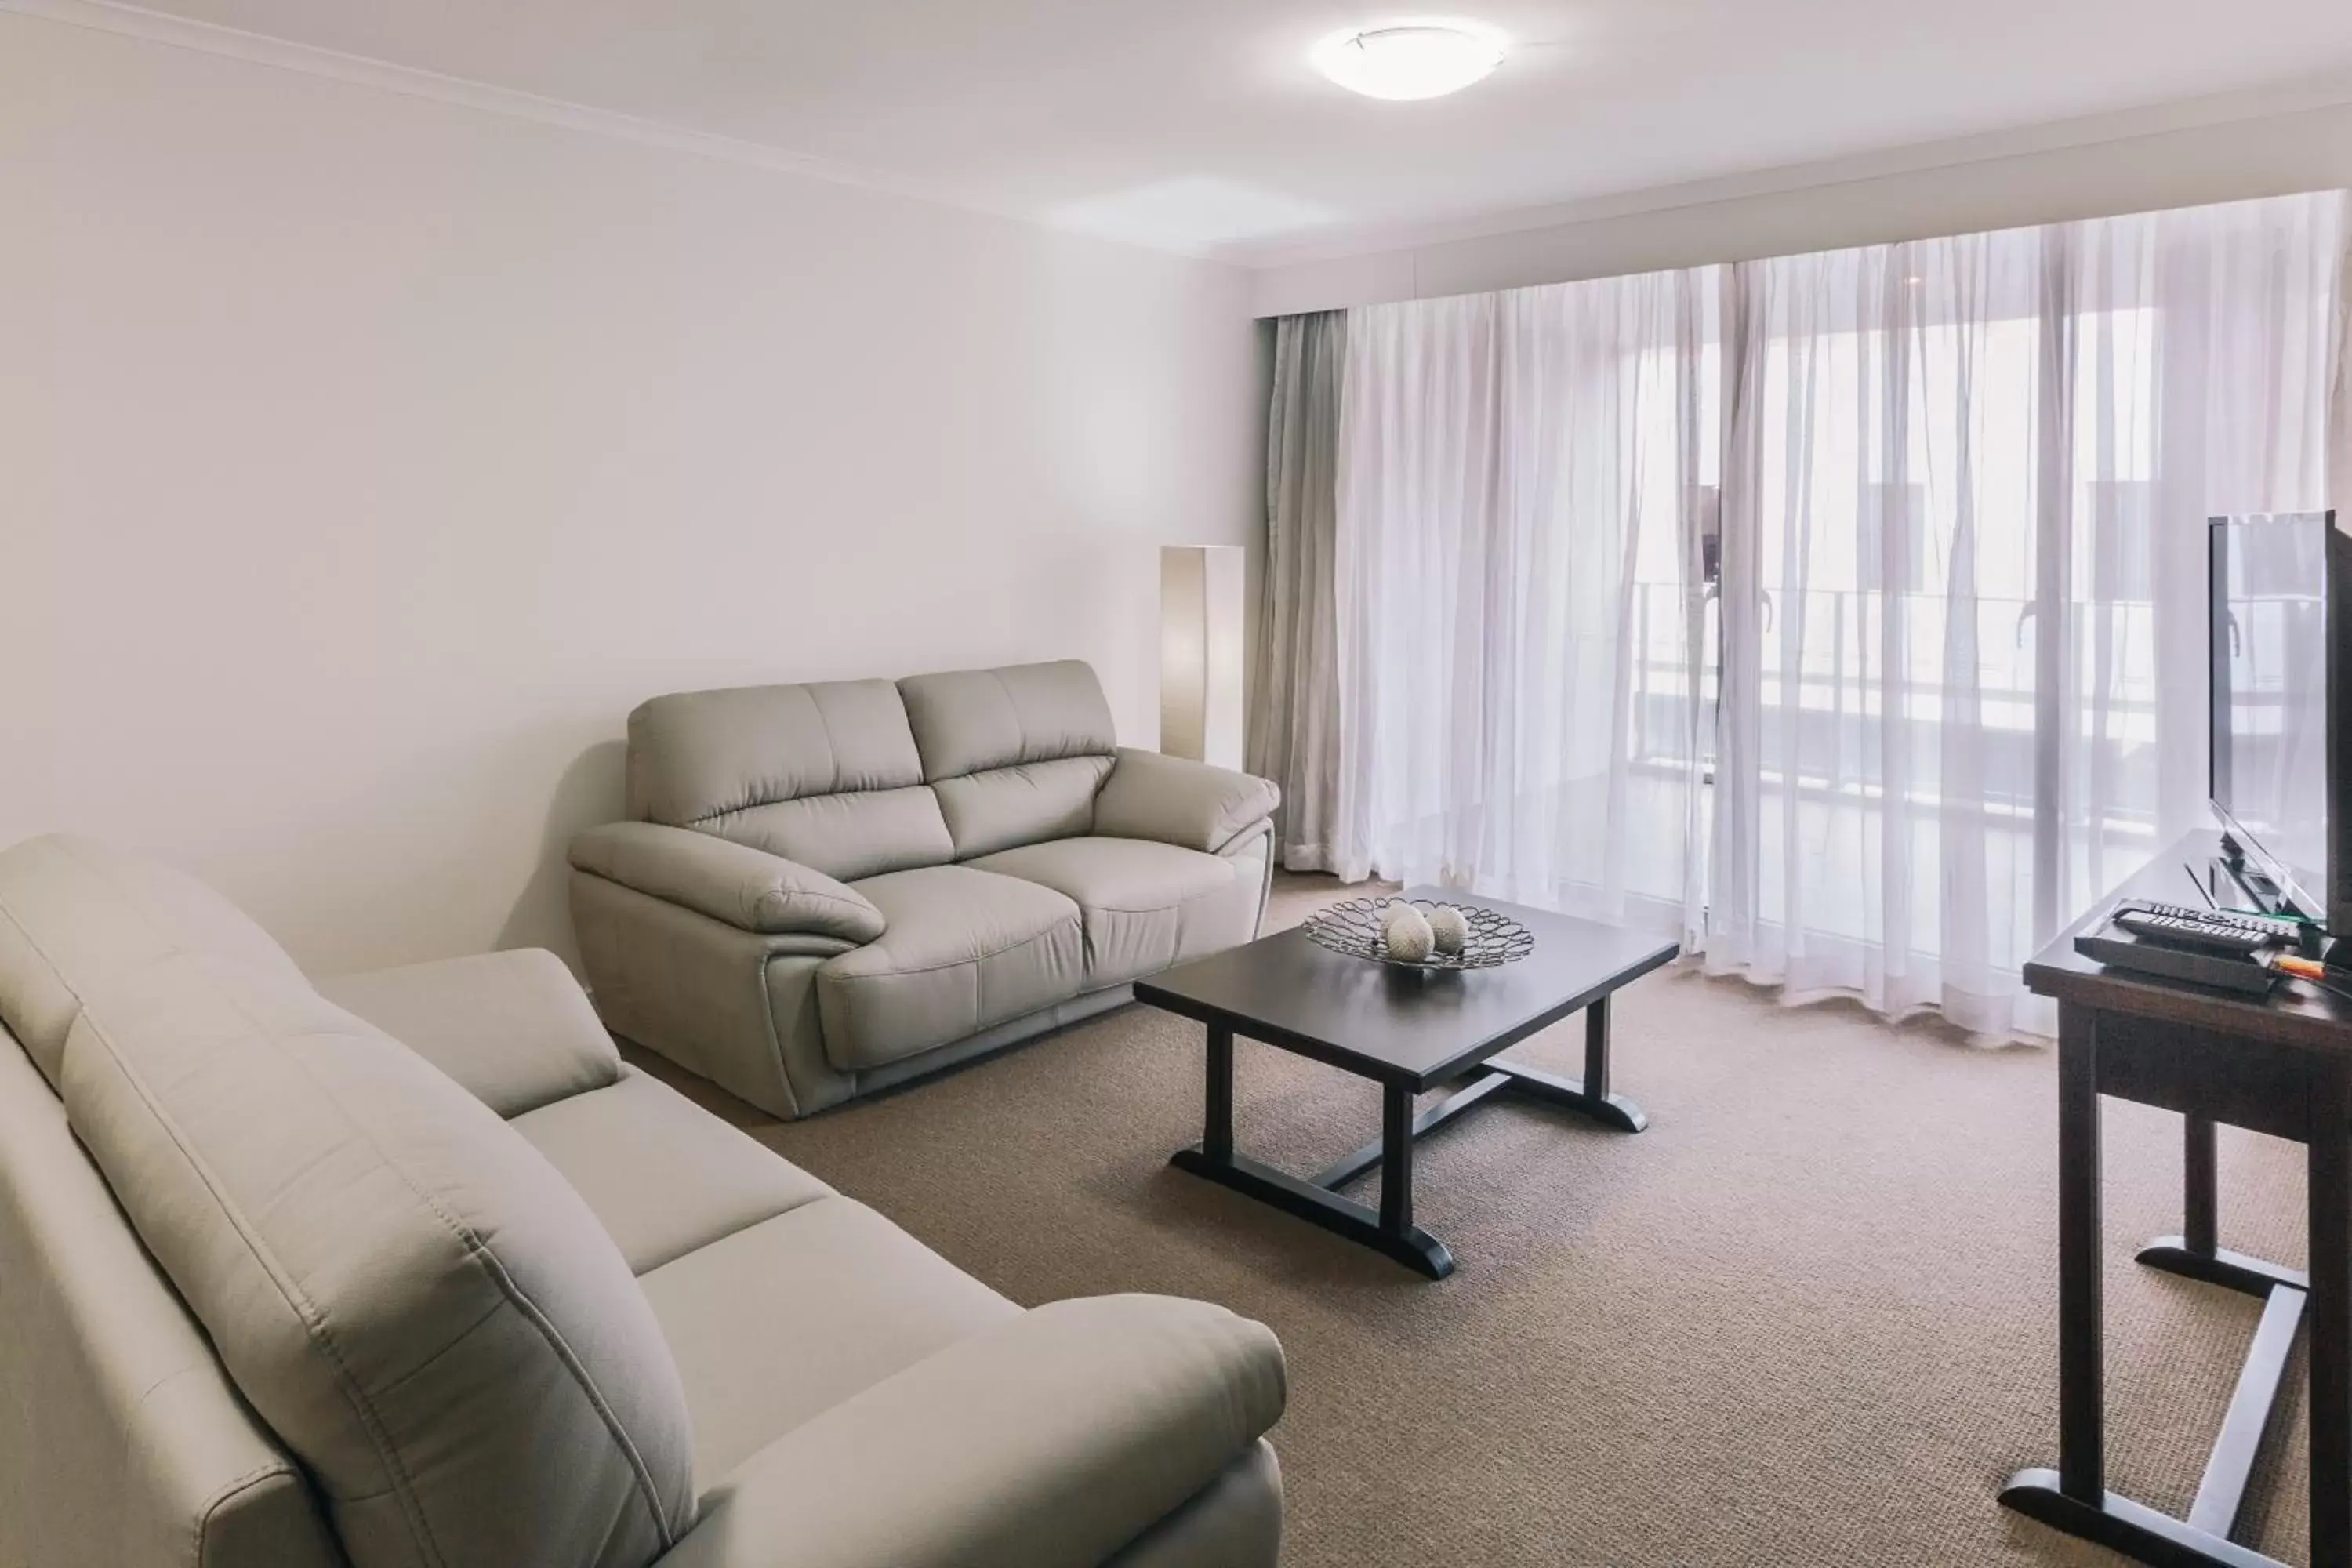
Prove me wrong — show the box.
[1319,994,1647,1199]
[1202,1022,1233,1163]
[1584,996,1612,1100]
[1315,1072,1515,1189]
[1475,997,1648,1134]
[1379,1083,1414,1238]
[1169,1026,1456,1280]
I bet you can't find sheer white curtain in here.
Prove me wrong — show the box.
[1330,268,1719,933]
[1312,191,2347,1038]
[1707,192,2347,1035]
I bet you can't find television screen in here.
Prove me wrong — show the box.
[2210,514,2332,920]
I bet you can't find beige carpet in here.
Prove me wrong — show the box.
[633,873,2317,1566]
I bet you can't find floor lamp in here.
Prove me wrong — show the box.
[1160,545,1244,770]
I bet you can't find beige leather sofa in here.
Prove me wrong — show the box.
[0,833,1286,1568]
[568,660,1279,1120]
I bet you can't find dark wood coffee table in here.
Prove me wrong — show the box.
[1135,888,1679,1279]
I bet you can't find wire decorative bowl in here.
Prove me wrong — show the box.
[1301,896,1535,971]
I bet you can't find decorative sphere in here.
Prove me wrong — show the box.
[1427,905,1469,955]
[1382,905,1435,962]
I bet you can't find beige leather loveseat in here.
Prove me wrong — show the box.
[568,660,1279,1119]
[0,833,1287,1568]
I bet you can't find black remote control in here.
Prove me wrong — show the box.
[2111,909,2277,956]
[2122,898,2301,938]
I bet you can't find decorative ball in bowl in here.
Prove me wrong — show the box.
[1301,896,1534,971]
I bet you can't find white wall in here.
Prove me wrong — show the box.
[0,14,1261,974]
[1252,93,2352,314]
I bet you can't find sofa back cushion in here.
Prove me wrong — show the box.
[62,951,699,1568]
[898,662,1118,859]
[626,681,953,882]
[0,1015,343,1568]
[0,833,307,1093]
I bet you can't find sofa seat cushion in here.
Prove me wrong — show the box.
[512,1066,832,1275]
[967,837,1254,988]
[637,1196,1018,1493]
[817,866,1083,1071]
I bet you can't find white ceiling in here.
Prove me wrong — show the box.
[78,0,2352,260]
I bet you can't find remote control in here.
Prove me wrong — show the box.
[2123,898,2301,937]
[2112,909,2278,956]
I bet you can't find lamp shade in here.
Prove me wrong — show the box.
[1160,545,1245,768]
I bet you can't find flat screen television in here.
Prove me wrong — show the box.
[2209,510,2350,936]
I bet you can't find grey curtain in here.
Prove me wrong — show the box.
[1247,310,1345,870]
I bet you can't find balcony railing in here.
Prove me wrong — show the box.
[1624,581,2163,838]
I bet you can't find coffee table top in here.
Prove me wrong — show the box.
[1134,887,1680,1090]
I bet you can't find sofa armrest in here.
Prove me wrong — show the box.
[569,822,885,943]
[652,1294,1285,1568]
[1094,749,1279,855]
[316,949,621,1117]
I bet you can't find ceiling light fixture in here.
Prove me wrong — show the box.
[1313,20,1507,101]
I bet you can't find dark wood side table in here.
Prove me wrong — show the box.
[2002,832,2351,1568]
